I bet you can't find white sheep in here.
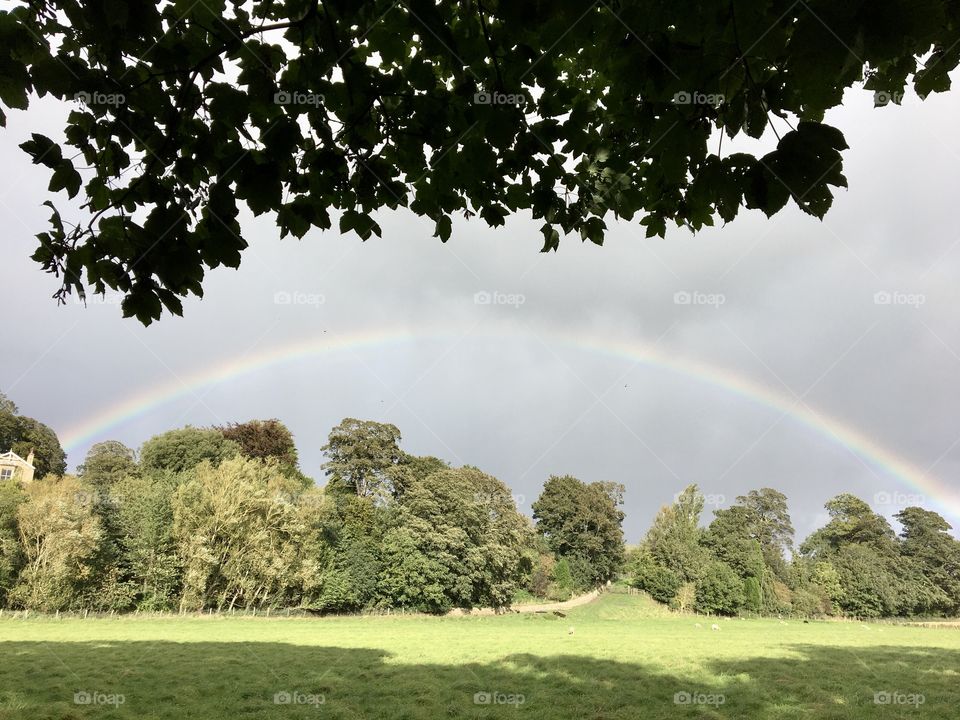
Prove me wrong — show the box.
[711,623,721,631]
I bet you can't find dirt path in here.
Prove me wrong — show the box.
[447,589,601,616]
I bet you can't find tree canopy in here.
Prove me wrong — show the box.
[4,1,958,322]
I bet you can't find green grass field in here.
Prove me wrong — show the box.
[1,592,957,719]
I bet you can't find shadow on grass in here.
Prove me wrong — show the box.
[0,641,957,719]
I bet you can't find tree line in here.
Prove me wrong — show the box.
[0,409,624,613]
[630,486,960,618]
[1,390,958,618]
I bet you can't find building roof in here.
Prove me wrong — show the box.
[0,450,34,469]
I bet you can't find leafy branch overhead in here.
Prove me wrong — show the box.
[3,1,957,322]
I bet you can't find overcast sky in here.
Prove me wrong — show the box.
[2,86,959,545]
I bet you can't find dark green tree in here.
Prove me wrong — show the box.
[532,475,625,587]
[140,427,239,473]
[6,2,959,321]
[630,551,681,604]
[695,561,745,615]
[895,507,960,615]
[219,419,299,468]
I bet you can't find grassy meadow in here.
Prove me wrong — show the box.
[1,592,958,719]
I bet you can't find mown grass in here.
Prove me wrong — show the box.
[1,592,957,719]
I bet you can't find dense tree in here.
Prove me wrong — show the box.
[9,475,102,611]
[321,418,404,500]
[0,404,67,478]
[735,488,794,577]
[895,507,960,615]
[317,494,384,612]
[380,467,532,612]
[800,494,897,556]
[78,440,137,489]
[532,475,625,587]
[219,419,299,468]
[7,2,960,322]
[0,481,26,605]
[643,485,708,582]
[695,561,745,615]
[111,470,183,610]
[630,551,681,605]
[140,426,239,474]
[172,457,326,611]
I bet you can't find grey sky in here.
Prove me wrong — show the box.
[2,87,959,545]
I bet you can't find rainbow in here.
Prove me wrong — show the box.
[59,328,960,519]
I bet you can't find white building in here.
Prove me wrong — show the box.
[0,449,35,484]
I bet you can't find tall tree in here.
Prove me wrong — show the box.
[0,481,26,605]
[172,457,327,611]
[9,476,103,611]
[532,475,625,587]
[895,507,960,615]
[735,488,794,577]
[643,484,708,582]
[321,418,404,500]
[381,466,532,611]
[8,3,959,321]
[0,403,67,479]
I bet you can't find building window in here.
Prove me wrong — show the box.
[0,468,12,481]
